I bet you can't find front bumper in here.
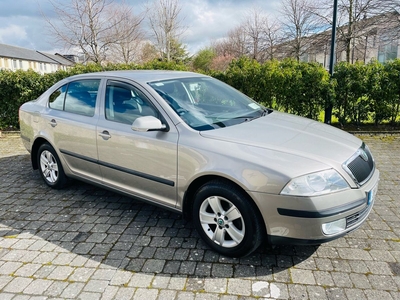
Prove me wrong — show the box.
[250,169,380,245]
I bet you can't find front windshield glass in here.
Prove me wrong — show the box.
[148,77,267,131]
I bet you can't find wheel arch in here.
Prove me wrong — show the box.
[31,137,51,170]
[182,175,267,234]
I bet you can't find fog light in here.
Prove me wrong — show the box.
[322,218,346,235]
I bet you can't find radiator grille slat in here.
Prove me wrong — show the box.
[343,144,375,186]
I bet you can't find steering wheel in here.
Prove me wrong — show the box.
[155,89,186,115]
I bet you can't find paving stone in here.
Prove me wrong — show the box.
[227,278,251,296]
[1,135,400,299]
[109,270,133,286]
[272,267,291,283]
[331,272,353,288]
[288,284,308,299]
[69,267,96,282]
[91,268,117,280]
[350,273,372,289]
[3,277,33,293]
[345,288,367,300]
[23,279,52,295]
[47,265,75,280]
[134,287,159,300]
[167,275,187,290]
[290,269,316,285]
[128,273,154,288]
[113,287,136,300]
[194,293,220,300]
[251,280,269,297]
[364,289,394,300]
[84,279,110,293]
[0,275,13,290]
[151,274,170,289]
[99,285,119,300]
[44,281,69,297]
[307,285,328,300]
[176,291,195,300]
[211,263,233,278]
[77,291,102,300]
[185,278,204,292]
[368,274,398,291]
[338,248,373,260]
[157,290,177,300]
[0,261,23,275]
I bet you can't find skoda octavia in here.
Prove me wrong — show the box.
[19,71,379,257]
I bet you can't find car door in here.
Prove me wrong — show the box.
[45,78,102,182]
[96,79,178,208]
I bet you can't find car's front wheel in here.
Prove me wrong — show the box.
[192,180,264,257]
[37,143,67,189]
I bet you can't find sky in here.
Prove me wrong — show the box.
[0,0,281,55]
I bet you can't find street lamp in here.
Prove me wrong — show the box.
[324,0,338,124]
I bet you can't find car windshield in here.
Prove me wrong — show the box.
[148,77,268,131]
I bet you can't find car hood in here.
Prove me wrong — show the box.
[199,111,361,166]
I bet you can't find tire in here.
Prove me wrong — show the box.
[37,143,68,189]
[192,180,264,257]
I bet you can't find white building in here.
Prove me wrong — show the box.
[276,13,400,67]
[0,43,75,74]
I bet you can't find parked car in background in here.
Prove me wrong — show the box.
[19,71,379,257]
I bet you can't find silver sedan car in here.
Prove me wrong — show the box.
[19,71,379,257]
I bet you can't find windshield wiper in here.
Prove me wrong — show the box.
[261,108,272,116]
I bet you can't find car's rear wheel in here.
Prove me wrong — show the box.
[192,180,264,257]
[37,143,67,189]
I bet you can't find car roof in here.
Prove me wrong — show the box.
[67,70,207,84]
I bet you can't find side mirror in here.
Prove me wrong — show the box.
[131,116,167,132]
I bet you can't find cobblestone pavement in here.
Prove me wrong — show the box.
[0,133,399,299]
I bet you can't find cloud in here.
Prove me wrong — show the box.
[0,0,281,54]
[0,24,28,45]
[181,0,280,53]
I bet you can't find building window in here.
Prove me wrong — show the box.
[378,35,398,63]
[13,59,18,69]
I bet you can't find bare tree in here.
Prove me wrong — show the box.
[148,0,186,62]
[45,0,144,63]
[107,2,145,63]
[211,9,284,63]
[227,26,250,58]
[208,27,245,61]
[242,8,267,61]
[263,16,284,60]
[279,0,321,61]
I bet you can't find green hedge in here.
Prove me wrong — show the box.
[214,57,400,126]
[1,58,400,130]
[0,61,189,130]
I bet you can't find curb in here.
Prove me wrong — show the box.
[0,131,21,138]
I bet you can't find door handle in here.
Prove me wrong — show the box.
[99,130,111,140]
[49,119,57,127]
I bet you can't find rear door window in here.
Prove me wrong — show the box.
[48,79,100,117]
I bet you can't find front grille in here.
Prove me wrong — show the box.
[343,143,375,186]
[346,203,371,228]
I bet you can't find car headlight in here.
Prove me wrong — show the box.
[280,169,349,197]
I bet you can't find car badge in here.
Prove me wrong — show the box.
[359,149,368,162]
